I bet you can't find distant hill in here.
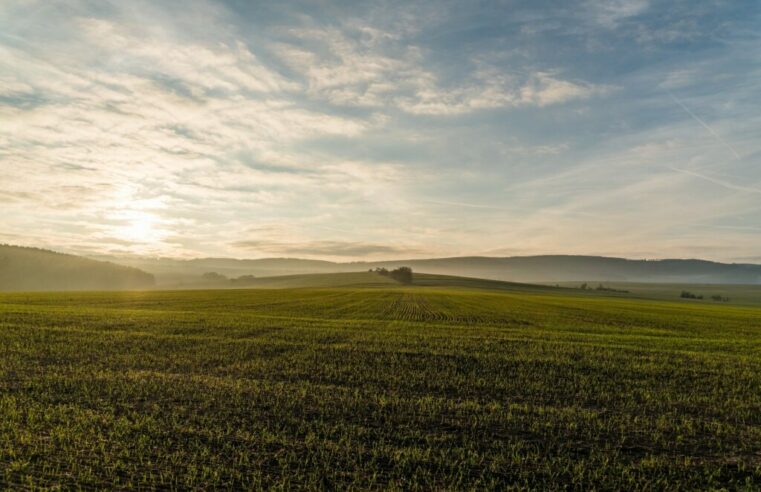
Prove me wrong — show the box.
[228,271,400,289]
[98,254,761,286]
[179,271,571,292]
[85,256,339,286]
[363,256,761,284]
[0,245,155,291]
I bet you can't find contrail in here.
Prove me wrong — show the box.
[670,94,741,160]
[711,224,761,232]
[667,165,761,195]
[423,199,597,218]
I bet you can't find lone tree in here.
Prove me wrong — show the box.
[391,266,413,284]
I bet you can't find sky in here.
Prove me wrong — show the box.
[1,0,760,262]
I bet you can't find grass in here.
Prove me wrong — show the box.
[1,279,761,489]
[555,281,761,307]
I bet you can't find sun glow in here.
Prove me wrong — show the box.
[111,210,168,246]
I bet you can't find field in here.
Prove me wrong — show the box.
[555,281,761,307]
[1,277,761,489]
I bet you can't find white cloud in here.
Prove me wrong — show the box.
[232,238,425,258]
[78,18,298,95]
[586,0,649,28]
[400,70,611,115]
[519,72,610,107]
[658,69,698,90]
[274,25,610,115]
[0,9,402,256]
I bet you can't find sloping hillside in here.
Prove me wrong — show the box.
[0,245,155,291]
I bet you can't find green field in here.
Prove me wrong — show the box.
[2,279,761,489]
[555,281,761,307]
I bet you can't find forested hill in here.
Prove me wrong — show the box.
[0,245,155,291]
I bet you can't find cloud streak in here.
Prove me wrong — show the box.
[670,94,742,160]
[232,240,424,258]
[667,166,761,195]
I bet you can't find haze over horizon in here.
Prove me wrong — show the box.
[2,1,760,262]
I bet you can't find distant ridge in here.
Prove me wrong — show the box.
[0,244,155,291]
[99,253,761,286]
[362,255,761,284]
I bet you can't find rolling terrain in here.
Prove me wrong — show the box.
[556,281,761,307]
[3,242,760,310]
[99,253,761,286]
[4,244,759,290]
[0,244,155,291]
[1,281,760,489]
[160,271,569,292]
[160,270,761,307]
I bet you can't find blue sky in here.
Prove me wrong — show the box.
[1,0,760,261]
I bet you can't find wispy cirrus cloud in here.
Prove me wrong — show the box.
[273,23,610,115]
[1,0,760,261]
[586,0,649,28]
[233,239,424,258]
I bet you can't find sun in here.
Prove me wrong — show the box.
[113,210,166,245]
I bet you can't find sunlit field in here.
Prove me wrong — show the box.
[2,283,760,490]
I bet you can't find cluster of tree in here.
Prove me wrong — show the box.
[229,274,257,285]
[595,284,629,293]
[679,291,731,302]
[680,291,703,300]
[372,266,413,284]
[201,272,261,286]
[202,272,227,282]
[580,283,629,293]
